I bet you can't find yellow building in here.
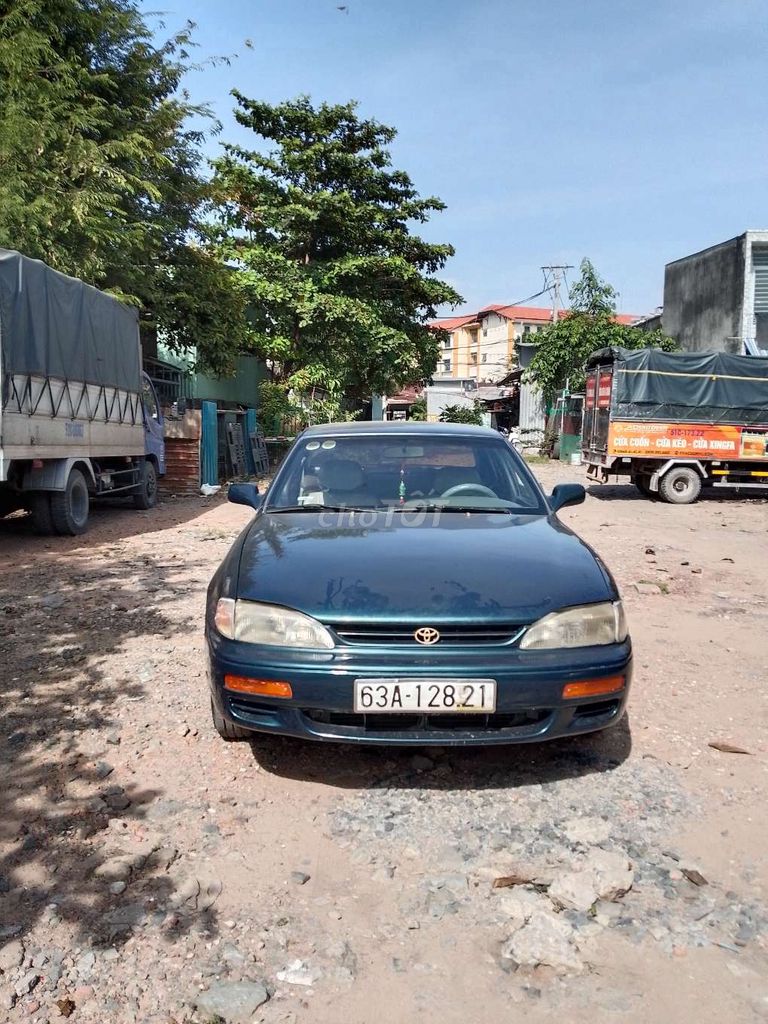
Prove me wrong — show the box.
[432,304,556,383]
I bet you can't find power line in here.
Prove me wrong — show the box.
[541,265,573,322]
[500,287,550,308]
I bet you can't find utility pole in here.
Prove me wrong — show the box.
[541,265,573,323]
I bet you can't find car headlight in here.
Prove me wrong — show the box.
[214,599,335,649]
[519,601,627,650]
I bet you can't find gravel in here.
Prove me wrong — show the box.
[328,746,768,970]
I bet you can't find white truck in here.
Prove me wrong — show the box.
[0,249,165,534]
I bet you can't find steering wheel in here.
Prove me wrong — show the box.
[441,483,498,498]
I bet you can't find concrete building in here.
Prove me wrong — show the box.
[432,304,637,384]
[432,302,637,432]
[662,230,768,354]
[432,305,562,384]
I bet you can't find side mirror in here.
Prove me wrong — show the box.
[228,483,262,511]
[549,483,585,512]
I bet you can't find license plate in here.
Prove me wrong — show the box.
[354,678,496,714]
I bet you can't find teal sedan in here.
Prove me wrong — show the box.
[205,422,631,745]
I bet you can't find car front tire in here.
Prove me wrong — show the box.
[210,697,252,741]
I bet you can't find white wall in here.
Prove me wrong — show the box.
[477,312,509,380]
[426,386,476,422]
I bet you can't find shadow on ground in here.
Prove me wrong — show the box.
[0,526,218,949]
[0,493,226,547]
[247,715,632,790]
[587,483,768,504]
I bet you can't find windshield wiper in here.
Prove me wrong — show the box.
[390,502,514,513]
[267,504,381,514]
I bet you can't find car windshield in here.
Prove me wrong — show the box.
[266,432,546,513]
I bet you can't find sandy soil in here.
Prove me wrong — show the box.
[0,464,766,1023]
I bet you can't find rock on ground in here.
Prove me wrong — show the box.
[195,980,269,1022]
[502,909,583,975]
[548,848,634,912]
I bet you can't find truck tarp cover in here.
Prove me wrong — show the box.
[0,249,140,390]
[588,347,768,426]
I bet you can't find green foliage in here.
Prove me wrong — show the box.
[210,94,462,402]
[439,402,483,425]
[526,259,678,402]
[409,396,427,421]
[257,378,346,435]
[0,0,242,370]
[257,380,295,434]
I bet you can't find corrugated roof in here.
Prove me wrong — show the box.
[385,385,424,405]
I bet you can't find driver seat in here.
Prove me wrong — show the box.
[317,458,374,507]
[432,466,482,495]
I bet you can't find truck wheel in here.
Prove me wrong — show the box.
[211,697,252,741]
[133,460,158,510]
[29,493,55,535]
[50,468,90,535]
[659,466,702,505]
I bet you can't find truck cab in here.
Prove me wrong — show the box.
[142,372,166,476]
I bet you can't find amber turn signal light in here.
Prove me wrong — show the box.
[562,675,625,700]
[224,675,293,698]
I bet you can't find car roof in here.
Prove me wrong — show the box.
[301,421,499,438]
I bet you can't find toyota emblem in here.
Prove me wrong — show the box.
[414,626,440,645]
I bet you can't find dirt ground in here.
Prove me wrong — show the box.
[0,463,766,1024]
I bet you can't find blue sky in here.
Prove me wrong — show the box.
[146,0,768,316]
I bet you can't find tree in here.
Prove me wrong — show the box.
[525,259,677,403]
[409,396,427,421]
[0,0,244,370]
[439,402,483,425]
[210,94,461,406]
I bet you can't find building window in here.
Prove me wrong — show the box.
[443,336,452,348]
[481,353,487,363]
[442,359,450,372]
[469,352,477,364]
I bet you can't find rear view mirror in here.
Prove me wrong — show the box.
[382,445,425,459]
[228,483,262,511]
[549,483,585,512]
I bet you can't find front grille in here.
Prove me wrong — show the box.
[327,622,525,647]
[302,709,550,733]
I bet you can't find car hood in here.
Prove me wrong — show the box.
[235,512,615,624]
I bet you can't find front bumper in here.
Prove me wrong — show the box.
[207,631,632,746]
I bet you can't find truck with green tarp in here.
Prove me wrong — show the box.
[582,347,768,503]
[0,249,165,533]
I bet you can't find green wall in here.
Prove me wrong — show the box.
[157,345,267,406]
[193,355,266,405]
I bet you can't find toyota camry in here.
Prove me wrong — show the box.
[205,422,631,746]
